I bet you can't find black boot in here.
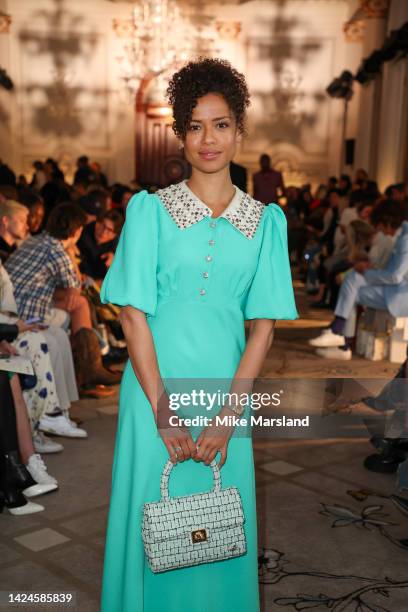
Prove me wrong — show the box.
[0,452,30,511]
[4,451,37,490]
[0,453,45,514]
[102,346,128,366]
[364,437,408,474]
[0,374,45,514]
[362,359,407,412]
[3,451,57,498]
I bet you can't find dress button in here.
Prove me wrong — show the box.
[205,255,212,262]
[199,288,206,296]
[210,221,216,229]
[202,271,209,279]
[209,239,215,246]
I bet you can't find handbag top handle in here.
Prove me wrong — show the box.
[160,459,222,501]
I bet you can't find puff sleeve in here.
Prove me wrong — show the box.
[244,204,298,320]
[100,191,158,316]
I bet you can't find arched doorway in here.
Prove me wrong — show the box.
[134,74,189,188]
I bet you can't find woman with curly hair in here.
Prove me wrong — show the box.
[100,58,298,611]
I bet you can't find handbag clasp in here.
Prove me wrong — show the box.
[191,529,207,543]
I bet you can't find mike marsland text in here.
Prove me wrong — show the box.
[168,415,310,428]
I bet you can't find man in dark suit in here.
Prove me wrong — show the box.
[253,154,285,204]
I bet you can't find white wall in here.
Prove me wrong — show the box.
[1,0,134,183]
[0,0,363,188]
[211,0,355,187]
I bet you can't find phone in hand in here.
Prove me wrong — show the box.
[26,317,43,325]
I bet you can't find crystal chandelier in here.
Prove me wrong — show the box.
[116,0,194,97]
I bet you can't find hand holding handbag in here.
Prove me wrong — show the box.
[142,459,247,573]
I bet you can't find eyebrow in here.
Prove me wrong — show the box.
[189,116,232,123]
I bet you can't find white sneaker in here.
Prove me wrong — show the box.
[7,500,44,515]
[33,431,64,454]
[316,347,352,360]
[26,454,58,487]
[309,329,346,348]
[62,410,78,428]
[39,414,88,439]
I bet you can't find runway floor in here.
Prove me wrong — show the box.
[2,287,407,611]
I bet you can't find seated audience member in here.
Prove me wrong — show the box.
[385,183,406,203]
[338,174,351,197]
[353,168,368,189]
[317,189,340,256]
[312,220,371,309]
[110,183,133,213]
[357,354,408,478]
[72,179,88,201]
[327,176,338,191]
[91,162,108,189]
[0,371,47,516]
[5,202,121,390]
[19,191,45,235]
[0,260,85,442]
[44,158,64,182]
[0,328,58,515]
[78,189,109,225]
[40,176,71,221]
[78,210,123,281]
[74,155,96,185]
[6,202,85,329]
[0,159,16,186]
[309,200,408,360]
[17,175,28,190]
[0,200,28,263]
[30,161,47,191]
[295,187,312,219]
[312,185,328,209]
[0,185,18,202]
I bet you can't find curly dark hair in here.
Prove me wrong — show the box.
[167,57,250,139]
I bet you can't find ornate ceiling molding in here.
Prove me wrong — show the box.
[361,0,390,19]
[0,12,12,34]
[343,0,389,43]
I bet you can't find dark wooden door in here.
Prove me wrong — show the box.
[135,77,189,188]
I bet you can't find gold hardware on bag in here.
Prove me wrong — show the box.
[191,529,207,543]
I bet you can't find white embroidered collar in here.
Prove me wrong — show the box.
[156,180,265,240]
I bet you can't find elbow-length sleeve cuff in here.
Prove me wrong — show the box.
[100,191,158,316]
[244,204,299,320]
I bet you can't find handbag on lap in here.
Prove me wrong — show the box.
[142,459,247,573]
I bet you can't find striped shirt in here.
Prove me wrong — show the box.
[5,232,80,321]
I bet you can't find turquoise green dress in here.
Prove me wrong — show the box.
[100,180,298,612]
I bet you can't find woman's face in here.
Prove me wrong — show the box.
[183,93,240,174]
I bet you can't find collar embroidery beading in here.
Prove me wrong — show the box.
[156,181,265,240]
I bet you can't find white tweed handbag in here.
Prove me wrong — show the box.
[142,459,247,573]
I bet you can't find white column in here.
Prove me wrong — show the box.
[354,7,387,175]
[376,0,408,191]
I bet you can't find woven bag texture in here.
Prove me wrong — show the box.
[142,460,247,573]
